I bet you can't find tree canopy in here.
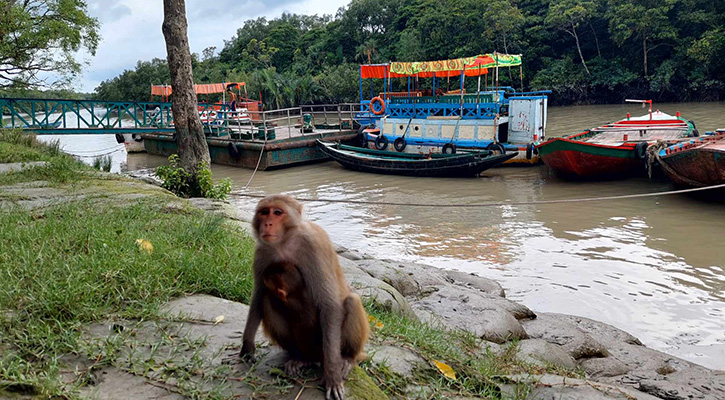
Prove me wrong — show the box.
[94,0,725,106]
[0,0,100,88]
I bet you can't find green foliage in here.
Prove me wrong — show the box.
[156,155,232,200]
[92,155,112,172]
[93,0,725,105]
[0,0,100,88]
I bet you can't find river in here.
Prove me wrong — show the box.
[43,101,725,370]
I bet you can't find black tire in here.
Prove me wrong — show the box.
[132,134,143,142]
[394,137,407,152]
[487,142,505,155]
[442,143,457,154]
[634,142,648,160]
[375,135,389,150]
[526,143,534,160]
[228,142,241,159]
[115,133,125,144]
[689,120,699,137]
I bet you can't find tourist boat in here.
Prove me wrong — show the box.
[357,53,549,165]
[124,82,261,152]
[317,140,516,177]
[536,100,697,179]
[656,129,725,187]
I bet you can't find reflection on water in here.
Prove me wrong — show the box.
[44,101,725,369]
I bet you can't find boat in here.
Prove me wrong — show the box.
[317,140,516,177]
[655,129,725,187]
[356,53,549,165]
[536,100,697,179]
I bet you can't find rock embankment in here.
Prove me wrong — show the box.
[191,197,725,400]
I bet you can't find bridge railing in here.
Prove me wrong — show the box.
[0,97,174,133]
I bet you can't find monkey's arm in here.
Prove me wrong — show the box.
[240,282,263,360]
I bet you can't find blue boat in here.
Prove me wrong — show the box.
[356,53,549,165]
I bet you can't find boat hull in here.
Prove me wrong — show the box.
[659,134,725,187]
[537,138,640,178]
[318,141,516,177]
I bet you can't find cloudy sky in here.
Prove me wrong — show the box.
[73,0,350,93]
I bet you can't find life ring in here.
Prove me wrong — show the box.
[115,133,125,144]
[394,137,407,152]
[487,142,505,155]
[228,142,241,159]
[375,135,389,150]
[526,143,534,160]
[634,142,648,160]
[370,96,386,115]
[132,134,143,142]
[442,143,457,154]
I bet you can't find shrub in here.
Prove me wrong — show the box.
[156,154,232,199]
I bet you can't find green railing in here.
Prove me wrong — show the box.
[0,97,176,134]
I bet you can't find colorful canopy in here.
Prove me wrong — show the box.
[360,53,521,79]
[151,82,245,96]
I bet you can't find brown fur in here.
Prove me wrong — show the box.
[240,195,369,400]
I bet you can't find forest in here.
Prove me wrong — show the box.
[93,0,725,107]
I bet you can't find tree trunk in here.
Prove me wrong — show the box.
[643,35,648,77]
[162,0,210,175]
[571,23,590,75]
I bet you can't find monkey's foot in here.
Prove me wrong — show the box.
[321,376,345,400]
[284,359,312,376]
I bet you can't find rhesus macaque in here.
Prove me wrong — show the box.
[240,195,369,400]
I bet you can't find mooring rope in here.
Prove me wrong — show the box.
[69,148,124,158]
[230,183,725,208]
[243,127,269,189]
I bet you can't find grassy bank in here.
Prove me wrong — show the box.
[0,131,548,399]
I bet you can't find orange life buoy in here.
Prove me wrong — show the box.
[370,96,386,115]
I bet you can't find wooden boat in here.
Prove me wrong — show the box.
[656,129,725,187]
[317,140,516,177]
[536,100,696,179]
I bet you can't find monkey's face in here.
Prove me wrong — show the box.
[256,206,287,244]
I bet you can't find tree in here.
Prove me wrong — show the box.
[606,0,679,77]
[545,0,598,75]
[162,0,210,184]
[0,0,100,88]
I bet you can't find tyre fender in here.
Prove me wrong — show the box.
[375,135,389,150]
[634,141,648,160]
[442,143,457,154]
[394,137,407,152]
[487,142,505,155]
[228,142,241,159]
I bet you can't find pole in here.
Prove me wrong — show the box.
[519,66,524,91]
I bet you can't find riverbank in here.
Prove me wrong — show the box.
[1,134,723,399]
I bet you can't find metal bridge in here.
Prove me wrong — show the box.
[0,97,375,136]
[0,97,178,135]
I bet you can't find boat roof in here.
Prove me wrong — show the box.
[151,82,246,96]
[360,53,522,79]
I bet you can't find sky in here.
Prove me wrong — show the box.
[71,0,350,93]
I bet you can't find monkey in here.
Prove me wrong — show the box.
[240,195,369,400]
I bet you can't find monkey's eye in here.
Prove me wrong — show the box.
[273,209,283,216]
[260,208,270,216]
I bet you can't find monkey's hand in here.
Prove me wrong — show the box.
[321,374,345,400]
[239,342,257,363]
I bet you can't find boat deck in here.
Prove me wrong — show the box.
[581,128,690,145]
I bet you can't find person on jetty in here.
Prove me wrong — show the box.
[226,85,238,115]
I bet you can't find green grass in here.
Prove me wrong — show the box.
[0,129,86,186]
[0,198,255,398]
[362,306,537,399]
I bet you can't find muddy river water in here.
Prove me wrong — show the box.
[44,101,725,369]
